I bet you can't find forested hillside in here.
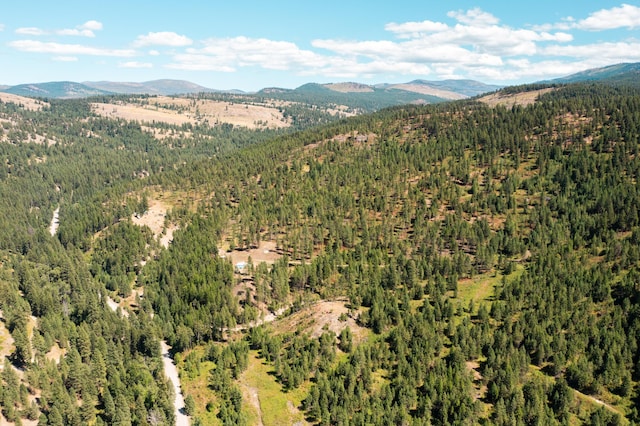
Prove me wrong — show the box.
[0,93,291,425]
[141,82,640,425]
[1,81,640,425]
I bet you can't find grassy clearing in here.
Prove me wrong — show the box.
[238,350,309,426]
[454,264,524,313]
[177,349,220,426]
[371,368,390,393]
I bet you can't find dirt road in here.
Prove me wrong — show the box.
[161,341,190,426]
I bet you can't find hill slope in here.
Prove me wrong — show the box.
[83,79,224,95]
[2,81,113,98]
[140,81,640,424]
[547,62,640,85]
[1,78,640,425]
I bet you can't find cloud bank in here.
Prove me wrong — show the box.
[7,5,640,84]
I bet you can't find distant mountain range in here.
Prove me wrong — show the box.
[1,62,638,101]
[82,79,237,96]
[0,78,500,102]
[2,81,113,98]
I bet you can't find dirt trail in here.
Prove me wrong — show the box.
[49,206,60,236]
[105,287,187,424]
[574,388,623,417]
[246,386,264,426]
[161,341,190,426]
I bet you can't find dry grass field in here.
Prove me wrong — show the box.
[0,93,48,111]
[478,88,555,107]
[91,96,291,132]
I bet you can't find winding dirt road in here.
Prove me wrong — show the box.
[161,341,190,426]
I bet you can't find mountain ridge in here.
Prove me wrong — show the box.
[2,61,639,101]
[2,81,113,99]
[0,77,498,101]
[83,79,228,96]
[546,62,640,84]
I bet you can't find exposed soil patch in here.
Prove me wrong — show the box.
[219,240,281,266]
[389,83,467,100]
[106,296,129,317]
[0,311,39,426]
[45,343,66,364]
[49,206,60,236]
[131,199,178,248]
[243,385,264,426]
[465,360,483,382]
[275,300,369,343]
[478,88,555,108]
[159,225,178,249]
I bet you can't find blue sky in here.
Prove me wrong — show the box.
[1,1,639,90]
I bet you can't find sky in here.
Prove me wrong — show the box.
[0,1,639,91]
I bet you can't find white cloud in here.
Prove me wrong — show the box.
[0,24,5,31]
[6,5,623,86]
[447,8,500,26]
[56,28,96,37]
[52,56,78,62]
[294,7,592,82]
[119,61,153,68]
[466,58,620,82]
[542,41,640,62]
[164,8,584,83]
[385,20,449,38]
[56,21,103,37]
[534,4,640,32]
[16,27,47,36]
[577,3,640,30]
[160,7,640,84]
[133,32,192,47]
[80,20,103,31]
[363,9,574,63]
[9,40,136,57]
[15,20,103,38]
[168,36,447,80]
[168,36,326,72]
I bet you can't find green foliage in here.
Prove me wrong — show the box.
[142,214,238,348]
[90,221,154,296]
[184,394,196,416]
[3,81,640,424]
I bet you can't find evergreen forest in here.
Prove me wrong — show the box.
[1,80,640,425]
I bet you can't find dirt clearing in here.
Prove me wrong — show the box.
[219,240,281,266]
[131,198,177,248]
[275,299,369,343]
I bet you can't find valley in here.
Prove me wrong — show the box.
[0,65,639,425]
